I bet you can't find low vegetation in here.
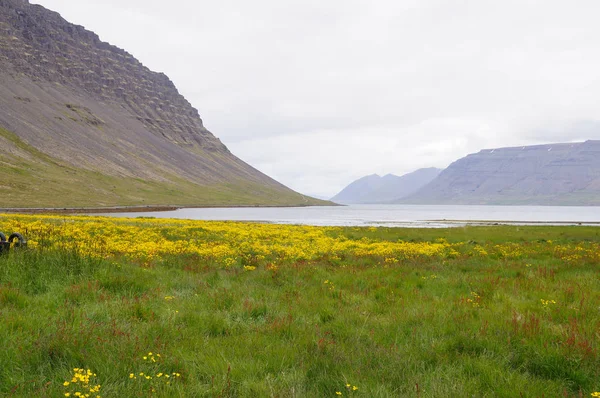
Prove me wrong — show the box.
[0,127,321,208]
[0,214,599,396]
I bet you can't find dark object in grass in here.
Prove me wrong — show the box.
[0,232,8,254]
[0,232,27,255]
[8,233,27,249]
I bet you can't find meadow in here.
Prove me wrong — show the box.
[0,214,599,397]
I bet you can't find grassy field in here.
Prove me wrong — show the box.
[0,214,599,397]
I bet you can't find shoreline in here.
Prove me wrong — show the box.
[0,206,179,214]
[0,203,338,215]
[426,219,600,226]
[1,208,597,228]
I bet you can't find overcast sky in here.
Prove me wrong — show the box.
[31,0,600,198]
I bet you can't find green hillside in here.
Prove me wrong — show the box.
[0,127,321,208]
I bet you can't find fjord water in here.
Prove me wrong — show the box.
[98,205,600,227]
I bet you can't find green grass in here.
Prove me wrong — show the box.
[1,225,599,397]
[0,127,325,207]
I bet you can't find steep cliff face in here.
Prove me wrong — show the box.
[0,0,321,207]
[403,141,600,205]
[331,168,442,204]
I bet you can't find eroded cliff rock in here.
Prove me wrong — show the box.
[403,141,600,205]
[0,0,319,206]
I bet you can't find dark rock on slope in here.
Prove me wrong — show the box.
[402,141,600,205]
[0,0,323,207]
[331,168,442,204]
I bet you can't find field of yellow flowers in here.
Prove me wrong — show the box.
[0,214,599,397]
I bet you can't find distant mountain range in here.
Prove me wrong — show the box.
[331,168,442,204]
[335,140,600,206]
[401,140,600,205]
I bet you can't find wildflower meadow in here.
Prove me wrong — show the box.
[0,214,599,396]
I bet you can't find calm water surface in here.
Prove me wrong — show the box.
[97,205,600,228]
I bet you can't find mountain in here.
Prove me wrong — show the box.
[401,141,600,205]
[331,168,442,204]
[0,0,325,207]
[330,174,384,204]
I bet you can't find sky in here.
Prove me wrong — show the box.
[31,0,600,198]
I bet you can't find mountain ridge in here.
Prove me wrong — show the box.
[0,0,326,207]
[400,140,600,205]
[331,168,442,204]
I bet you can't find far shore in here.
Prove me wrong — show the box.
[0,203,339,215]
[425,219,600,226]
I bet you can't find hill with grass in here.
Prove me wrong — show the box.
[0,0,324,207]
[331,168,442,204]
[401,140,600,205]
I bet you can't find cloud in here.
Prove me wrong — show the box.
[229,118,511,197]
[32,0,600,197]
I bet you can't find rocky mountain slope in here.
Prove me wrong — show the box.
[0,0,324,207]
[401,141,600,205]
[331,168,442,204]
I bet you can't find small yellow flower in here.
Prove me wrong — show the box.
[64,394,71,397]
[336,392,342,396]
[352,386,358,391]
[63,381,70,386]
[129,373,135,379]
[143,356,147,360]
